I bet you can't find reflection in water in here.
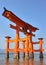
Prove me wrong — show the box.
[13,59,19,65]
[5,58,45,65]
[21,58,25,65]
[29,59,34,65]
[5,59,19,65]
[40,58,43,65]
[5,59,9,65]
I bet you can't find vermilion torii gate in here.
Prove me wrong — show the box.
[2,8,44,59]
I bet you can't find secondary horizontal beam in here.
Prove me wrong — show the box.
[10,24,35,36]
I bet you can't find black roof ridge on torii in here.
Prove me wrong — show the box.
[2,7,39,32]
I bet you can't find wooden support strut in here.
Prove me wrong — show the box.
[29,35,33,53]
[32,41,40,44]
[5,36,11,59]
[29,33,34,58]
[38,38,43,52]
[25,34,29,59]
[22,41,25,57]
[14,26,19,59]
[25,34,29,53]
[38,38,43,58]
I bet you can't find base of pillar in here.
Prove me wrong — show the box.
[39,53,43,58]
[25,53,29,59]
[29,53,34,58]
[14,53,19,59]
[22,53,25,58]
[6,53,9,59]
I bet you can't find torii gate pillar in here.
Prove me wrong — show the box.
[29,35,34,58]
[5,36,11,59]
[25,34,29,59]
[14,28,19,59]
[38,38,43,58]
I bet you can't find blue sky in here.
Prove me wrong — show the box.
[0,0,46,53]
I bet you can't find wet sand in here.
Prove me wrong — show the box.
[0,53,46,65]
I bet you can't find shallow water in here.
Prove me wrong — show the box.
[0,53,46,65]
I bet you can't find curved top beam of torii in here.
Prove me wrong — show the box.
[2,7,39,35]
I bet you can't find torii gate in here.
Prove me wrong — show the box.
[2,8,44,59]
